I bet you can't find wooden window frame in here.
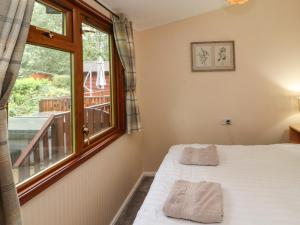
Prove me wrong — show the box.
[16,0,125,205]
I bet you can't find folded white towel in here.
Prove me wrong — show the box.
[180,145,219,166]
[163,180,223,224]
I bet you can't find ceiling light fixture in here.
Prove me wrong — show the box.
[227,0,249,5]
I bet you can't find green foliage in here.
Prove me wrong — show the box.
[9,76,70,117]
[18,1,71,77]
[31,1,64,34]
[19,2,109,77]
[52,75,71,89]
[19,44,71,77]
[9,1,110,117]
[82,23,110,61]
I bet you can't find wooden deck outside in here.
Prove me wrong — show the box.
[13,102,111,184]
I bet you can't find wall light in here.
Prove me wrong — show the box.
[227,0,249,5]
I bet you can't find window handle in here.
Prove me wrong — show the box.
[82,126,90,145]
[35,27,55,39]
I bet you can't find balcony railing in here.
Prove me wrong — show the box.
[13,103,111,184]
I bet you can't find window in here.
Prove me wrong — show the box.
[9,0,125,204]
[31,1,66,35]
[82,22,113,142]
[9,45,73,184]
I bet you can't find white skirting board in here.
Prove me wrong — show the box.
[109,171,156,225]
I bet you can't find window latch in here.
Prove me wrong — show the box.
[35,27,55,39]
[82,126,90,145]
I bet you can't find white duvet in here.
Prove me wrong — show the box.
[133,144,300,225]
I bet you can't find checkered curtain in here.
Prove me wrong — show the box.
[112,15,141,134]
[0,0,34,224]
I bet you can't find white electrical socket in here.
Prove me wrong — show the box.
[222,118,232,125]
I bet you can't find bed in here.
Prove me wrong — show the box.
[133,144,300,225]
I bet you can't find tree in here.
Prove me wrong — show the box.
[19,1,110,77]
[82,23,110,62]
[9,1,110,117]
[9,76,70,117]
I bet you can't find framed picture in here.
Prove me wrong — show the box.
[191,41,235,72]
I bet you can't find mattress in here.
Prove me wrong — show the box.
[133,144,300,225]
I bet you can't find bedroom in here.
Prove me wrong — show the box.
[0,0,300,225]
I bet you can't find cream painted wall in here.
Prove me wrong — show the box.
[20,1,144,225]
[138,0,300,171]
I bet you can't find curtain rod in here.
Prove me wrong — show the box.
[93,0,119,18]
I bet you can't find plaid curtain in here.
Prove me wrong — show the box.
[112,14,141,134]
[0,0,34,225]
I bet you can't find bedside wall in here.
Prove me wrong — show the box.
[137,0,300,171]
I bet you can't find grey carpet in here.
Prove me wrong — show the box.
[115,176,154,225]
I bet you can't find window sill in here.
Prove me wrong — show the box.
[17,128,125,205]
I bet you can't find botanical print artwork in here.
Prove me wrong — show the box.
[217,47,226,64]
[215,45,231,67]
[191,41,235,72]
[195,46,212,67]
[198,48,209,65]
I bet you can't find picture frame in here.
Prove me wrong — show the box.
[191,41,235,72]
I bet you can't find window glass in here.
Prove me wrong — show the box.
[31,1,66,35]
[9,44,73,184]
[82,22,113,142]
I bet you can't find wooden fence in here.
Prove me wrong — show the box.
[39,96,110,112]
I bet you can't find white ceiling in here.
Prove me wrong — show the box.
[98,0,228,31]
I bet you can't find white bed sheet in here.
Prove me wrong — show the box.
[133,144,300,225]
